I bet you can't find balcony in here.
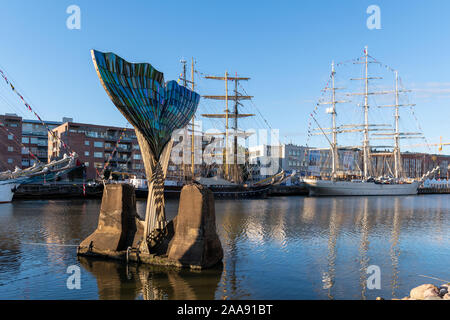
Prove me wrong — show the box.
[108,157,129,163]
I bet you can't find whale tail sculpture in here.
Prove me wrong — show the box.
[91,50,200,253]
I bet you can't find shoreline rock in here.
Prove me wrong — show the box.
[378,282,450,300]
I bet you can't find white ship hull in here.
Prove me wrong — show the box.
[0,179,25,203]
[304,179,419,196]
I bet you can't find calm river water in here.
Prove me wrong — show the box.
[0,195,448,300]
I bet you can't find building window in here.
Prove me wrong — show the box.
[22,147,29,155]
[22,159,29,167]
[8,146,13,152]
[133,144,140,150]
[22,137,29,144]
[84,141,90,146]
[94,152,103,158]
[94,162,103,169]
[9,123,18,128]
[133,154,141,160]
[84,151,90,157]
[87,131,100,138]
[94,141,103,148]
[8,134,13,140]
[7,158,13,164]
[30,138,39,144]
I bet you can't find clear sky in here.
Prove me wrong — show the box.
[0,0,449,152]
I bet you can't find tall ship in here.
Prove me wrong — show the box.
[129,60,281,199]
[303,47,423,196]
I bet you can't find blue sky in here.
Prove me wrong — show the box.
[0,0,449,151]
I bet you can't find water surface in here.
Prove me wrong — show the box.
[0,195,448,299]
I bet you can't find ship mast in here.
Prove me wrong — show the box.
[315,61,348,179]
[363,46,370,180]
[331,62,338,178]
[179,58,197,180]
[372,70,418,180]
[191,58,195,178]
[349,46,391,180]
[393,70,401,179]
[202,73,253,182]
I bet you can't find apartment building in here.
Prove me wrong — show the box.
[0,113,23,171]
[49,121,143,180]
[0,113,62,171]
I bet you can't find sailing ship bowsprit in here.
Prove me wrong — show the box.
[0,153,79,203]
[304,47,423,196]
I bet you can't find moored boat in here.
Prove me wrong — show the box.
[303,47,426,197]
[304,178,418,196]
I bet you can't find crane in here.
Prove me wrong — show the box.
[406,136,450,154]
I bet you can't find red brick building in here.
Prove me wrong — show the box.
[0,114,23,171]
[371,151,450,179]
[0,113,62,172]
[401,152,450,179]
[49,121,144,180]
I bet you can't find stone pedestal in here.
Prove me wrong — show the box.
[167,184,223,268]
[78,183,223,270]
[79,184,138,254]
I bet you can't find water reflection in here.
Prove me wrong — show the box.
[78,257,223,300]
[390,198,400,298]
[322,198,338,299]
[215,196,449,300]
[0,196,448,299]
[0,203,22,284]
